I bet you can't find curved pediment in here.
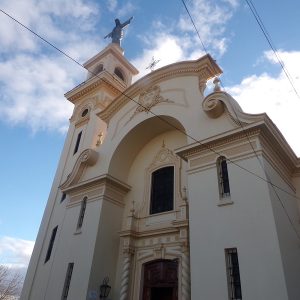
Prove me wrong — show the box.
[99,54,222,124]
[202,90,265,126]
[60,148,98,190]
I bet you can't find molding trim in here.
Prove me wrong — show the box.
[62,173,131,196]
[64,71,123,104]
[60,149,98,190]
[99,54,222,123]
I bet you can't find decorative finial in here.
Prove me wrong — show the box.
[146,56,160,72]
[213,77,221,92]
[104,17,133,46]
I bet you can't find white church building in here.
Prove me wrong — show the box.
[21,41,300,300]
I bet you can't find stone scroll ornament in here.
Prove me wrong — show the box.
[202,78,225,119]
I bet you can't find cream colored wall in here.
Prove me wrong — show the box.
[188,155,289,300]
[21,120,76,299]
[263,158,300,300]
[21,102,106,299]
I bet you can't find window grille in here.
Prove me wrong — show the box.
[218,156,230,197]
[225,248,242,300]
[150,166,174,214]
[77,198,87,229]
[45,226,58,263]
[62,263,74,300]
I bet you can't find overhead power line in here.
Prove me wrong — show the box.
[179,0,300,241]
[244,0,300,98]
[1,8,300,241]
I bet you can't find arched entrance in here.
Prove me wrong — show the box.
[142,259,178,300]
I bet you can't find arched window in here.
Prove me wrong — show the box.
[77,197,87,229]
[114,67,125,81]
[217,156,230,197]
[150,166,174,214]
[95,64,103,74]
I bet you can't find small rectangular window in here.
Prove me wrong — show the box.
[62,263,74,300]
[218,156,230,197]
[45,226,58,263]
[73,131,82,155]
[77,198,87,229]
[61,192,66,203]
[225,248,242,300]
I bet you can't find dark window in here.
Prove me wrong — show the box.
[114,67,125,81]
[77,198,87,229]
[150,166,174,214]
[225,248,242,300]
[45,226,58,263]
[95,64,103,74]
[73,131,82,155]
[61,193,66,203]
[81,108,89,117]
[218,156,230,197]
[62,263,74,300]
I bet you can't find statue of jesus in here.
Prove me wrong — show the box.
[104,17,133,46]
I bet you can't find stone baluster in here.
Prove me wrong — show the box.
[120,247,134,300]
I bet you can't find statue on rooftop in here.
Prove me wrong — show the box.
[104,17,133,46]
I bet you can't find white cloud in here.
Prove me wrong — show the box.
[0,55,77,132]
[0,236,34,268]
[228,50,300,156]
[107,0,118,12]
[178,0,238,55]
[131,0,237,81]
[0,0,102,132]
[132,34,186,80]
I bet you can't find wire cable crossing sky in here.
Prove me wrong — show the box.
[0,0,300,277]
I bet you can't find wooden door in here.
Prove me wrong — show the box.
[142,259,178,300]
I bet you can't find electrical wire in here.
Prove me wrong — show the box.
[1,8,300,240]
[244,0,300,98]
[180,0,300,241]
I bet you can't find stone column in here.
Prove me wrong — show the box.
[181,244,191,300]
[119,247,134,300]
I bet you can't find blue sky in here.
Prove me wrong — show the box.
[1,0,300,272]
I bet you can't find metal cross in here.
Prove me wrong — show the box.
[146,56,160,72]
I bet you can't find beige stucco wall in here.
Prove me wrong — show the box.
[187,154,290,299]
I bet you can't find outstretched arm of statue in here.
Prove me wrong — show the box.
[121,16,133,28]
[104,31,113,39]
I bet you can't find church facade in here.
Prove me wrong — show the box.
[21,43,300,300]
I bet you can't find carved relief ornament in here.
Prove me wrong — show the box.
[129,85,173,120]
[60,148,98,190]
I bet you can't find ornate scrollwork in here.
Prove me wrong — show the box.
[60,149,98,190]
[202,92,225,119]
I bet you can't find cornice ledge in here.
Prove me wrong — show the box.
[119,227,179,238]
[60,149,98,190]
[99,54,222,124]
[175,123,263,161]
[62,173,131,195]
[65,71,124,104]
